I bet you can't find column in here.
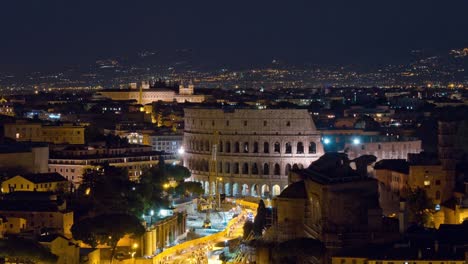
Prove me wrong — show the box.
[151,228,157,253]
[144,231,152,256]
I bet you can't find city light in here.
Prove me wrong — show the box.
[178,147,185,155]
[323,137,331,144]
[352,138,361,145]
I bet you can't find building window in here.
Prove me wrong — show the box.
[285,142,292,154]
[264,142,269,153]
[242,163,249,174]
[286,121,291,126]
[285,164,291,175]
[252,163,258,175]
[225,142,231,153]
[424,180,430,186]
[233,163,239,174]
[225,162,230,173]
[226,120,229,126]
[274,163,280,175]
[253,142,259,153]
[297,142,304,154]
[378,144,381,150]
[263,164,270,175]
[263,121,267,126]
[436,191,441,200]
[234,142,240,153]
[436,180,441,185]
[274,142,280,153]
[244,120,247,126]
[243,142,249,153]
[219,141,224,152]
[212,120,215,126]
[309,142,317,154]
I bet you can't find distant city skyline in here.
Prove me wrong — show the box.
[1,0,467,71]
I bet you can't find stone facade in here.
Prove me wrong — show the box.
[183,108,324,197]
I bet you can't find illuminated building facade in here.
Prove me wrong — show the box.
[183,108,324,197]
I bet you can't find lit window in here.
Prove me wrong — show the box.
[424,180,430,186]
[15,133,20,139]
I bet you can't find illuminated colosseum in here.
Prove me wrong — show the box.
[183,108,324,197]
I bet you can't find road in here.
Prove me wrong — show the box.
[165,207,251,264]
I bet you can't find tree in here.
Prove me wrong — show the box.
[0,237,58,264]
[174,181,204,197]
[406,187,435,227]
[71,213,145,263]
[253,199,267,236]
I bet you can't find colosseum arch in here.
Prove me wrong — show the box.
[274,163,280,175]
[274,142,281,153]
[253,142,259,153]
[263,163,270,175]
[205,141,210,152]
[232,183,240,196]
[224,183,231,196]
[261,184,270,197]
[242,163,249,174]
[285,164,292,175]
[243,142,249,153]
[252,184,259,196]
[204,181,210,195]
[234,142,240,153]
[225,162,231,174]
[233,163,239,174]
[225,142,231,153]
[263,142,270,153]
[219,141,224,152]
[252,163,259,175]
[242,184,249,196]
[272,185,281,196]
[297,142,304,154]
[285,142,292,154]
[293,164,299,170]
[309,142,316,154]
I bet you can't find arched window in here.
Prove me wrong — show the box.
[225,142,231,153]
[218,162,223,173]
[285,142,292,154]
[242,163,249,174]
[293,164,299,170]
[263,163,270,175]
[436,191,441,200]
[233,163,239,174]
[234,142,240,153]
[264,142,270,153]
[274,163,280,175]
[252,163,258,175]
[205,141,210,152]
[274,142,280,153]
[243,142,249,153]
[219,141,223,152]
[285,164,292,175]
[297,142,304,154]
[225,162,231,173]
[309,142,316,154]
[253,142,259,153]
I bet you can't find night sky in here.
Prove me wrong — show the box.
[1,0,467,70]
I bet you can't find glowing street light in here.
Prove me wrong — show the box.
[352,138,361,145]
[177,147,185,155]
[323,137,331,145]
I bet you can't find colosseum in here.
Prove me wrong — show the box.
[183,108,324,197]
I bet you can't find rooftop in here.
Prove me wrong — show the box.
[13,173,67,184]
